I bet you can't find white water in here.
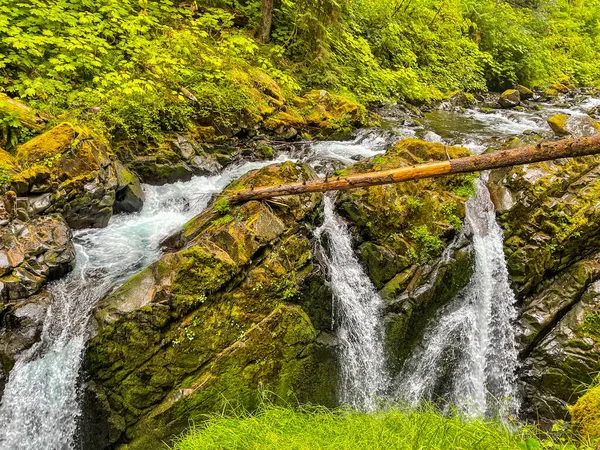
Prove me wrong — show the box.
[0,157,289,450]
[315,197,388,411]
[397,176,520,418]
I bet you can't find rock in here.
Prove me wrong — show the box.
[516,84,534,100]
[499,89,521,108]
[82,161,336,449]
[0,291,53,394]
[488,155,600,296]
[10,122,146,225]
[0,211,75,302]
[547,113,600,137]
[571,384,600,441]
[489,154,600,420]
[445,91,476,110]
[113,161,144,214]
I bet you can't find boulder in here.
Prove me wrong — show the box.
[499,89,521,108]
[113,161,144,214]
[0,203,75,302]
[488,155,600,296]
[0,290,53,394]
[547,113,600,137]
[520,276,600,420]
[516,84,534,100]
[82,162,336,449]
[11,123,144,227]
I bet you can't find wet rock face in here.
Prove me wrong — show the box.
[82,162,337,450]
[488,155,600,419]
[333,139,476,374]
[499,89,521,108]
[9,122,144,228]
[0,201,75,302]
[0,290,53,395]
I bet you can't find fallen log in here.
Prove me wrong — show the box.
[228,135,600,203]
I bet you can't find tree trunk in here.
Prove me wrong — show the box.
[228,135,600,203]
[259,0,274,43]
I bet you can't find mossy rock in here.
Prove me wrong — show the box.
[516,84,534,100]
[10,122,143,227]
[571,384,600,441]
[336,139,472,263]
[519,256,600,421]
[0,149,18,187]
[82,161,334,449]
[499,89,521,108]
[331,139,475,374]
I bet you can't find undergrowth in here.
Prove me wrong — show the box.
[170,404,593,450]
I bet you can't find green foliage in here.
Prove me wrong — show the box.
[410,225,444,262]
[213,197,231,214]
[0,0,599,145]
[171,404,592,450]
[0,102,24,151]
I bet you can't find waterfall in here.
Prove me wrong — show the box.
[0,158,288,450]
[315,196,388,411]
[397,175,521,418]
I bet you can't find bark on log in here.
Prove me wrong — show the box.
[228,135,600,203]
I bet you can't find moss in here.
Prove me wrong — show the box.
[15,122,76,166]
[548,114,570,136]
[571,384,600,441]
[172,245,238,310]
[337,139,471,261]
[0,148,18,185]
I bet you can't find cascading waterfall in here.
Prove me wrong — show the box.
[0,158,288,450]
[397,175,520,418]
[315,196,388,411]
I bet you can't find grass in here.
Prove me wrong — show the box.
[170,404,593,450]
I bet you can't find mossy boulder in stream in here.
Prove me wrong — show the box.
[82,162,337,450]
[334,139,476,374]
[488,155,600,420]
[9,123,144,228]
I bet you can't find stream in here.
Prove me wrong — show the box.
[0,95,598,448]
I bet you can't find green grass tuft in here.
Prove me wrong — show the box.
[170,405,593,450]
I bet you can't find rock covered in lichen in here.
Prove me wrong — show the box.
[82,161,336,449]
[10,123,144,227]
[499,89,521,108]
[0,194,75,302]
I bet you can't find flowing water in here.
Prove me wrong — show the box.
[397,175,520,418]
[0,157,290,450]
[0,94,597,446]
[315,197,388,410]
